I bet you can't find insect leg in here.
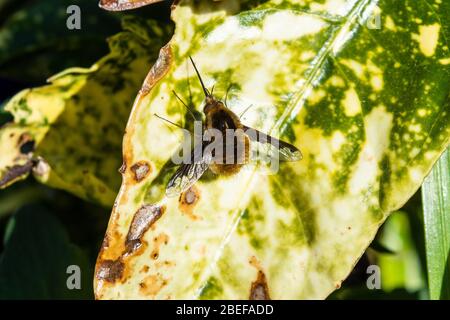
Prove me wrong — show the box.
[172,90,197,121]
[154,113,184,129]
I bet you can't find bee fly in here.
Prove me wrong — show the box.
[164,57,302,197]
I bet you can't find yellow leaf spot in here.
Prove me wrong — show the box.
[409,124,421,133]
[371,75,383,91]
[308,89,326,104]
[385,16,396,31]
[413,24,441,57]
[331,131,346,152]
[343,87,361,117]
[263,12,326,40]
[300,51,315,61]
[349,105,393,194]
[329,76,345,87]
[340,59,365,79]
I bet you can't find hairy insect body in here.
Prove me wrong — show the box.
[204,98,250,175]
[164,57,301,197]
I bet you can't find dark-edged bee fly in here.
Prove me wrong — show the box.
[164,57,302,197]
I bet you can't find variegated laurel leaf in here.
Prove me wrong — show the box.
[0,18,171,206]
[94,0,450,299]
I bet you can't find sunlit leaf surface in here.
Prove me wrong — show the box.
[94,0,449,299]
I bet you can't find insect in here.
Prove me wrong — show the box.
[165,57,302,197]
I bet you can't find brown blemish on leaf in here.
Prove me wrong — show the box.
[150,233,169,260]
[155,260,175,269]
[99,0,163,11]
[118,162,127,174]
[122,44,173,170]
[139,44,172,96]
[139,273,168,297]
[125,204,166,255]
[17,133,35,154]
[17,132,33,146]
[0,160,34,188]
[178,185,201,220]
[140,265,150,273]
[249,256,271,300]
[249,256,262,269]
[96,259,125,283]
[95,42,174,299]
[249,271,271,300]
[130,161,151,182]
[100,234,110,253]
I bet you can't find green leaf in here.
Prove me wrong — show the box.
[422,147,450,300]
[376,211,425,293]
[94,0,450,299]
[0,17,172,206]
[0,204,92,299]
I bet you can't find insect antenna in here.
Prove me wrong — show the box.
[189,56,210,97]
[224,83,233,107]
[239,104,253,119]
[186,61,193,105]
[172,90,197,121]
[154,113,184,129]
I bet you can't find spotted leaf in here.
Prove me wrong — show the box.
[0,18,171,206]
[94,0,450,299]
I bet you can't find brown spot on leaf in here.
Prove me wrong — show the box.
[155,260,175,269]
[99,0,163,11]
[249,256,262,269]
[139,44,172,96]
[17,133,33,150]
[125,204,166,255]
[96,259,124,283]
[122,45,172,167]
[0,160,34,187]
[150,233,169,260]
[139,273,168,297]
[140,265,150,273]
[249,271,271,300]
[118,162,127,174]
[130,161,151,182]
[249,256,271,300]
[178,185,200,220]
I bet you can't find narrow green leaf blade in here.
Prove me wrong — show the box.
[422,147,450,300]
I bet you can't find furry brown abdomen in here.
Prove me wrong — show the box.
[210,134,250,175]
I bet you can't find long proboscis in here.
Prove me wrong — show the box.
[189,56,210,97]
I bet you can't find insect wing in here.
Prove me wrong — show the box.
[243,125,302,162]
[99,0,160,11]
[166,143,212,197]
